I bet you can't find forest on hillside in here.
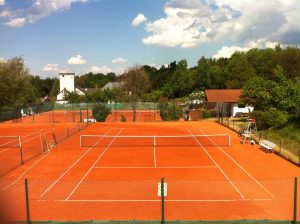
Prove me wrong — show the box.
[1,45,299,105]
[0,46,300,132]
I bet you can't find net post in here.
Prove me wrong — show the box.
[80,135,82,147]
[25,178,30,224]
[228,134,231,146]
[52,132,57,145]
[161,177,165,224]
[294,177,298,224]
[19,136,24,164]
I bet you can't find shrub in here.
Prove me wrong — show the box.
[158,98,181,121]
[202,109,211,118]
[121,114,126,122]
[92,104,111,122]
[251,108,288,130]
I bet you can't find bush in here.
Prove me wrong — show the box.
[158,98,181,121]
[251,108,288,130]
[202,109,211,118]
[121,114,126,122]
[92,104,111,122]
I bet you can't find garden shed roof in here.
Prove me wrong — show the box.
[205,89,242,103]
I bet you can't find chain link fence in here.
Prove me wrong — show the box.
[0,178,298,223]
[218,116,300,166]
[0,123,89,177]
[0,102,162,123]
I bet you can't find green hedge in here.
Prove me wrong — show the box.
[158,99,181,121]
[92,104,111,122]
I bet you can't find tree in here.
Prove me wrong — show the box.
[225,52,256,88]
[63,91,82,104]
[241,65,300,129]
[164,59,196,98]
[49,78,59,99]
[0,57,40,109]
[122,66,151,121]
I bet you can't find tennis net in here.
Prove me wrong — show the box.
[80,134,231,148]
[0,136,21,148]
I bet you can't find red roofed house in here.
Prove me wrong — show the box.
[205,89,254,117]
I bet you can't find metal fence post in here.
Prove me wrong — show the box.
[161,177,165,224]
[25,178,30,224]
[294,177,298,224]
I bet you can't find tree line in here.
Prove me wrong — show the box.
[1,46,300,113]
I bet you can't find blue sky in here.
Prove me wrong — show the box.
[0,0,300,78]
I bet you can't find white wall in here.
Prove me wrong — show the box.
[60,73,75,92]
[232,104,254,116]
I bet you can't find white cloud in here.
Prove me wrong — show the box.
[0,0,4,6]
[132,13,147,26]
[0,10,10,17]
[67,55,86,65]
[140,0,300,48]
[5,17,26,28]
[213,46,250,59]
[43,64,59,72]
[3,0,91,28]
[112,57,127,64]
[90,66,112,74]
[213,39,282,59]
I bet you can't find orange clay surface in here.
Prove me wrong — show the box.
[0,120,299,222]
[106,110,161,122]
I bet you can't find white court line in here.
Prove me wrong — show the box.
[93,166,217,169]
[39,198,272,202]
[186,128,245,200]
[39,128,113,199]
[153,135,156,167]
[65,128,124,200]
[198,128,276,199]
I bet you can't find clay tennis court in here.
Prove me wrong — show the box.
[0,121,299,222]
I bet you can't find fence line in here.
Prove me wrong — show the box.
[0,178,298,223]
[218,116,300,166]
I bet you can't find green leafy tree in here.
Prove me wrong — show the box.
[122,66,151,121]
[63,91,82,104]
[0,57,40,109]
[92,104,111,122]
[225,52,256,88]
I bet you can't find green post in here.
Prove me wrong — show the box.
[80,109,82,123]
[25,178,30,224]
[294,177,298,224]
[161,177,165,224]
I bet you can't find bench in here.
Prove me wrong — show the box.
[84,118,96,123]
[259,139,276,152]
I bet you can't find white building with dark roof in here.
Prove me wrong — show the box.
[56,73,85,103]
